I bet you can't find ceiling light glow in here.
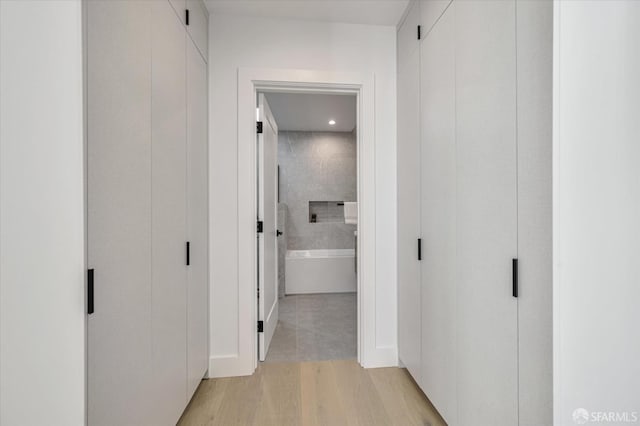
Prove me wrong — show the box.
[329,120,336,125]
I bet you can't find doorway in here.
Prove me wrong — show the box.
[257,91,359,362]
[234,68,380,374]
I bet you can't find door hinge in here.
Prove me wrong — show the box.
[186,241,190,266]
[512,258,519,298]
[418,238,422,261]
[257,221,263,233]
[257,121,263,134]
[88,269,95,315]
[417,25,422,40]
[257,321,264,333]
[185,9,190,26]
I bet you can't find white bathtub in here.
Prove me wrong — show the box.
[285,249,356,294]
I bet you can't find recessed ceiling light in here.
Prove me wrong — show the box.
[329,119,336,126]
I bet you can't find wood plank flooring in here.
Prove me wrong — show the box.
[178,360,446,426]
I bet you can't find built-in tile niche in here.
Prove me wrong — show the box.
[309,201,345,223]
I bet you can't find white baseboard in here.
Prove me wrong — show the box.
[208,355,254,378]
[362,345,398,368]
[209,345,398,378]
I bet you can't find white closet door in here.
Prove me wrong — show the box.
[87,2,154,426]
[186,37,209,399]
[455,1,518,425]
[396,0,422,384]
[151,1,188,424]
[419,3,457,424]
[186,0,208,61]
[420,0,452,37]
[169,0,187,23]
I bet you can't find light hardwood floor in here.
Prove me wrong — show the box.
[178,360,446,426]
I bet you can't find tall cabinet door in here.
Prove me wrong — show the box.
[151,2,188,424]
[169,0,187,24]
[420,3,457,424]
[186,37,209,399]
[186,0,208,60]
[396,0,422,384]
[455,1,518,425]
[87,2,154,426]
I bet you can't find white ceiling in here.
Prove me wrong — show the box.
[205,1,409,27]
[264,92,356,132]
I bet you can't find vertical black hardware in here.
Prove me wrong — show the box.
[417,25,422,40]
[512,258,519,298]
[257,221,263,233]
[257,121,263,134]
[418,238,422,261]
[257,321,264,332]
[186,241,190,266]
[276,230,283,237]
[88,269,95,315]
[185,9,190,25]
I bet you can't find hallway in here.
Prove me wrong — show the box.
[178,360,446,426]
[3,2,639,425]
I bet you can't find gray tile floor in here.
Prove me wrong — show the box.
[265,293,357,363]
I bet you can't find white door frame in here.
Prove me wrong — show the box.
[238,68,376,370]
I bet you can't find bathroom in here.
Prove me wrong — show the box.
[260,92,358,363]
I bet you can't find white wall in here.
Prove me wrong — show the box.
[0,1,85,425]
[553,1,640,424]
[209,14,397,375]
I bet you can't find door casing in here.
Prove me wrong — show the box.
[237,68,381,372]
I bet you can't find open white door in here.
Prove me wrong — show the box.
[257,93,279,361]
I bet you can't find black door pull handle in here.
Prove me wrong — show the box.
[512,258,518,298]
[88,269,95,315]
[276,230,283,237]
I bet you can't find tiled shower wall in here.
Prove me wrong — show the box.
[278,131,357,250]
